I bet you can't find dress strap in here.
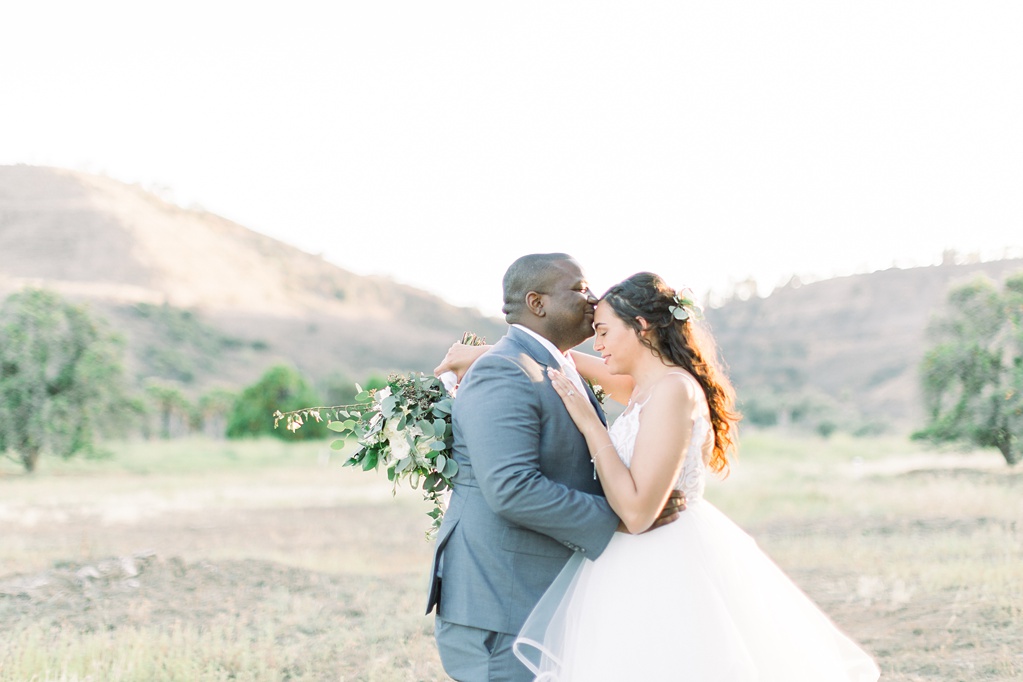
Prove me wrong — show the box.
[668,371,705,387]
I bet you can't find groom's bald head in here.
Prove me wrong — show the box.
[502,253,574,322]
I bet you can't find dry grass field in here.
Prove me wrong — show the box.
[1,433,1020,681]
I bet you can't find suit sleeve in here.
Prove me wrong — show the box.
[456,353,620,557]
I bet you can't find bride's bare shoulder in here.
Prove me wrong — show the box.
[645,371,700,411]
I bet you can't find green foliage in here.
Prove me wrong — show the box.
[131,303,262,384]
[362,374,388,392]
[143,380,193,439]
[914,274,1023,465]
[274,334,487,538]
[738,391,781,427]
[738,388,847,435]
[197,387,238,439]
[277,372,457,538]
[227,365,327,440]
[0,289,132,472]
[318,371,359,406]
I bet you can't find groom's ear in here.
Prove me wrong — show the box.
[525,291,546,317]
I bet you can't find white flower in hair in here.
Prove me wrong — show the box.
[668,288,703,321]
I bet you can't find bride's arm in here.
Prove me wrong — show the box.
[433,343,492,382]
[436,345,636,405]
[568,351,634,405]
[548,368,694,534]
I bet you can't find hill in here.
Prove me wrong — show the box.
[706,258,1023,431]
[3,164,1021,433]
[0,165,505,391]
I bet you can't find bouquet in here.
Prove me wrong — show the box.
[274,332,485,539]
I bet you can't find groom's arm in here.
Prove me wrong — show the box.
[456,354,620,557]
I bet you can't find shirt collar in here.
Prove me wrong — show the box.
[511,324,569,369]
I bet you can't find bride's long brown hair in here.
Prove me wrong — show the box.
[601,272,740,474]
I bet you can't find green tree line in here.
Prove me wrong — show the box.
[5,275,1021,472]
[0,289,385,472]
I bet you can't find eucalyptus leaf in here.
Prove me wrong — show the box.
[327,421,347,433]
[330,438,346,451]
[363,450,378,471]
[442,458,459,478]
[435,454,447,473]
[429,440,447,451]
[424,472,444,493]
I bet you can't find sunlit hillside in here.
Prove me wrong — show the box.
[2,164,1021,432]
[707,257,1023,431]
[0,165,506,389]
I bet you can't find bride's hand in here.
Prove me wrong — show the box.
[547,368,601,430]
[433,343,491,381]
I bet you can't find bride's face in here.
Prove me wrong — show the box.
[592,300,646,375]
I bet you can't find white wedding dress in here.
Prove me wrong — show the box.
[514,384,881,681]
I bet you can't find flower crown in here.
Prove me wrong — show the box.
[668,288,703,322]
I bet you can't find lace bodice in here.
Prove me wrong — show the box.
[608,399,711,504]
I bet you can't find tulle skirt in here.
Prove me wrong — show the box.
[514,499,880,681]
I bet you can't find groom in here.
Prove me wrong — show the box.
[426,253,682,681]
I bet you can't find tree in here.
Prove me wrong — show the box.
[914,273,1023,465]
[226,365,327,440]
[143,380,192,439]
[0,289,131,472]
[197,387,237,439]
[317,370,359,407]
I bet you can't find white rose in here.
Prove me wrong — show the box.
[384,417,411,460]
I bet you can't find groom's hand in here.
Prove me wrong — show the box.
[644,490,687,532]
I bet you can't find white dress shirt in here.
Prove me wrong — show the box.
[512,324,588,396]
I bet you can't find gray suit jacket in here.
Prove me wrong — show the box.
[425,326,620,634]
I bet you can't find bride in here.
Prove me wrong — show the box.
[443,272,880,681]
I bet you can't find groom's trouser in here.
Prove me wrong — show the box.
[435,616,532,682]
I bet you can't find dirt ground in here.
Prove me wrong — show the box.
[0,471,446,681]
[1,453,1021,680]
[0,505,427,630]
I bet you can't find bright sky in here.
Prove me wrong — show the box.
[2,2,1021,316]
